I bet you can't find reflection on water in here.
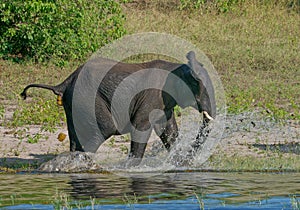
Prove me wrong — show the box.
[0,172,299,209]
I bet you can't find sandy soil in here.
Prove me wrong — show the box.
[0,106,299,169]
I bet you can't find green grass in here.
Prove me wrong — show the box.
[209,149,300,172]
[291,195,300,210]
[9,98,65,131]
[0,105,4,119]
[0,160,41,172]
[2,190,299,209]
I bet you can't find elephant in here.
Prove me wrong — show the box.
[21,51,216,167]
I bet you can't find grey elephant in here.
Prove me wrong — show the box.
[21,51,216,166]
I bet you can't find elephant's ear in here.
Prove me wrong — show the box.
[186,51,208,84]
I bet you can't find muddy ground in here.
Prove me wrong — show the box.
[0,107,299,170]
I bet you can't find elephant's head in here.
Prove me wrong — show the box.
[186,51,216,123]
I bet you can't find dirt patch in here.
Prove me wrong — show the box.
[0,125,69,167]
[220,111,300,157]
[0,107,299,170]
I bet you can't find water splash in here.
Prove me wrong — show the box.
[38,108,225,174]
[38,152,101,173]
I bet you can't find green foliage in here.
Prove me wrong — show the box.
[210,151,300,172]
[227,88,254,114]
[179,0,243,12]
[0,0,126,64]
[174,105,182,117]
[119,0,134,3]
[216,0,241,13]
[10,98,65,130]
[0,105,4,120]
[27,133,42,144]
[178,0,299,12]
[290,195,300,210]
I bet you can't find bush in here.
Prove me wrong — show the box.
[0,0,126,64]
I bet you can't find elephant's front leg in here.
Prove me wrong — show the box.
[154,112,178,151]
[127,124,152,167]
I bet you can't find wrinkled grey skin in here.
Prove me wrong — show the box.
[21,51,216,166]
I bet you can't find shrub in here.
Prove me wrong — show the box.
[0,0,126,64]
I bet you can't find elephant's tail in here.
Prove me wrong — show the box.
[21,65,81,106]
[21,83,66,106]
[21,83,65,99]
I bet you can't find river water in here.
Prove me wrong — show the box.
[0,172,299,209]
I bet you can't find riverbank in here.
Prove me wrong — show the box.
[0,108,299,172]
